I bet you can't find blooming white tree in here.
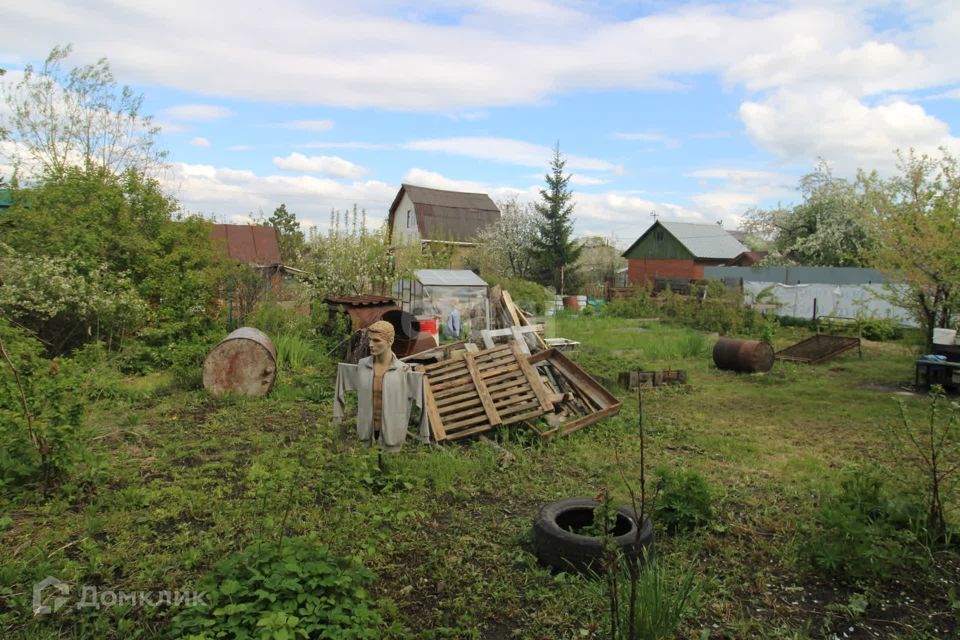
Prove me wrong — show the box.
[1,45,166,177]
[476,197,539,280]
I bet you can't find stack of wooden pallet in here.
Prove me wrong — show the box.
[417,342,621,442]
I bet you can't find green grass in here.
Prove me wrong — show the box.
[2,316,957,639]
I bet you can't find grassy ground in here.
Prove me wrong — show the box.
[2,317,958,639]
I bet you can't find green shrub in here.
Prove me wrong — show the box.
[171,537,384,639]
[856,316,903,341]
[804,467,925,581]
[653,467,714,532]
[274,334,321,372]
[0,319,88,492]
[168,331,223,390]
[249,303,313,338]
[604,287,658,319]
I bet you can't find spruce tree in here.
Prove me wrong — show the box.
[533,143,581,293]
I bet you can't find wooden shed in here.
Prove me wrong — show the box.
[622,220,747,285]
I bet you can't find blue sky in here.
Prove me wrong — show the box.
[2,0,959,247]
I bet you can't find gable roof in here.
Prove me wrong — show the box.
[623,220,747,260]
[210,224,282,265]
[389,184,500,243]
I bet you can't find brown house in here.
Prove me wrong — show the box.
[622,220,747,285]
[387,184,500,246]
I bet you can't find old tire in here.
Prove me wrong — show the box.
[533,497,654,575]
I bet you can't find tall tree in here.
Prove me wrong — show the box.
[268,203,305,264]
[475,197,538,279]
[533,144,581,293]
[1,45,166,177]
[741,161,874,266]
[861,149,960,350]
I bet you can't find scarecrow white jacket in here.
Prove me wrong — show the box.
[332,354,429,451]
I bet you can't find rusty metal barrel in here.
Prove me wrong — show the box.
[712,338,774,373]
[202,328,277,397]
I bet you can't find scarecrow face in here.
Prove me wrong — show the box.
[368,332,392,357]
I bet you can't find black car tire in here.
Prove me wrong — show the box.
[533,497,654,575]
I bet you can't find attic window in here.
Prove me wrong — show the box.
[656,230,664,241]
[406,210,412,228]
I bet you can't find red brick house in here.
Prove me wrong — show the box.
[622,220,747,285]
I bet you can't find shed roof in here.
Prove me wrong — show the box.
[389,184,500,243]
[623,220,747,260]
[415,269,488,287]
[210,224,282,265]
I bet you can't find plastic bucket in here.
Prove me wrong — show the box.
[417,316,440,346]
[933,328,957,345]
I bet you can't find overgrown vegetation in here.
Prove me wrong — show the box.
[171,538,386,639]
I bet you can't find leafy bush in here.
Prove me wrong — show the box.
[172,537,384,639]
[653,467,714,532]
[482,275,550,315]
[804,467,926,581]
[604,287,658,319]
[856,316,904,341]
[168,330,223,390]
[0,320,88,492]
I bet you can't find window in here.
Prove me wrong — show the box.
[406,210,412,228]
[656,230,664,241]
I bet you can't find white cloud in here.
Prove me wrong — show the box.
[0,2,874,111]
[155,120,190,133]
[189,137,211,147]
[569,175,610,186]
[161,104,232,121]
[686,167,795,216]
[272,152,367,179]
[269,119,334,131]
[613,132,678,148]
[739,87,960,173]
[163,161,396,230]
[405,137,622,174]
[296,141,393,150]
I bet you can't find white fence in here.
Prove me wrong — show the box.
[744,282,915,326]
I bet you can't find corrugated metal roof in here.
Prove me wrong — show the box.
[415,269,488,287]
[659,221,747,259]
[389,184,500,243]
[210,224,282,265]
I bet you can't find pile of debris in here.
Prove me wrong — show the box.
[405,289,620,442]
[327,287,621,442]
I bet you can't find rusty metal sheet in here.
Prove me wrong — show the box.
[323,294,396,306]
[210,224,282,265]
[775,334,860,365]
[202,328,276,397]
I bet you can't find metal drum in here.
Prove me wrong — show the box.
[713,338,774,373]
[202,328,277,397]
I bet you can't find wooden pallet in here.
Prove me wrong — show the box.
[419,343,555,441]
[528,348,623,439]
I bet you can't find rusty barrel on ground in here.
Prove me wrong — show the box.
[562,295,579,311]
[713,337,774,373]
[202,327,277,397]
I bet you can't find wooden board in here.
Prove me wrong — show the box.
[419,343,556,441]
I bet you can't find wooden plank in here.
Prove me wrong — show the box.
[512,343,555,412]
[501,408,548,426]
[422,380,448,442]
[501,290,521,326]
[464,343,480,352]
[485,375,531,393]
[464,351,502,427]
[443,412,491,432]
[433,383,476,399]
[436,397,486,414]
[490,388,535,403]
[495,399,542,417]
[435,389,481,407]
[444,422,496,440]
[517,307,549,351]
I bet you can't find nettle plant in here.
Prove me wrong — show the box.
[172,537,385,640]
